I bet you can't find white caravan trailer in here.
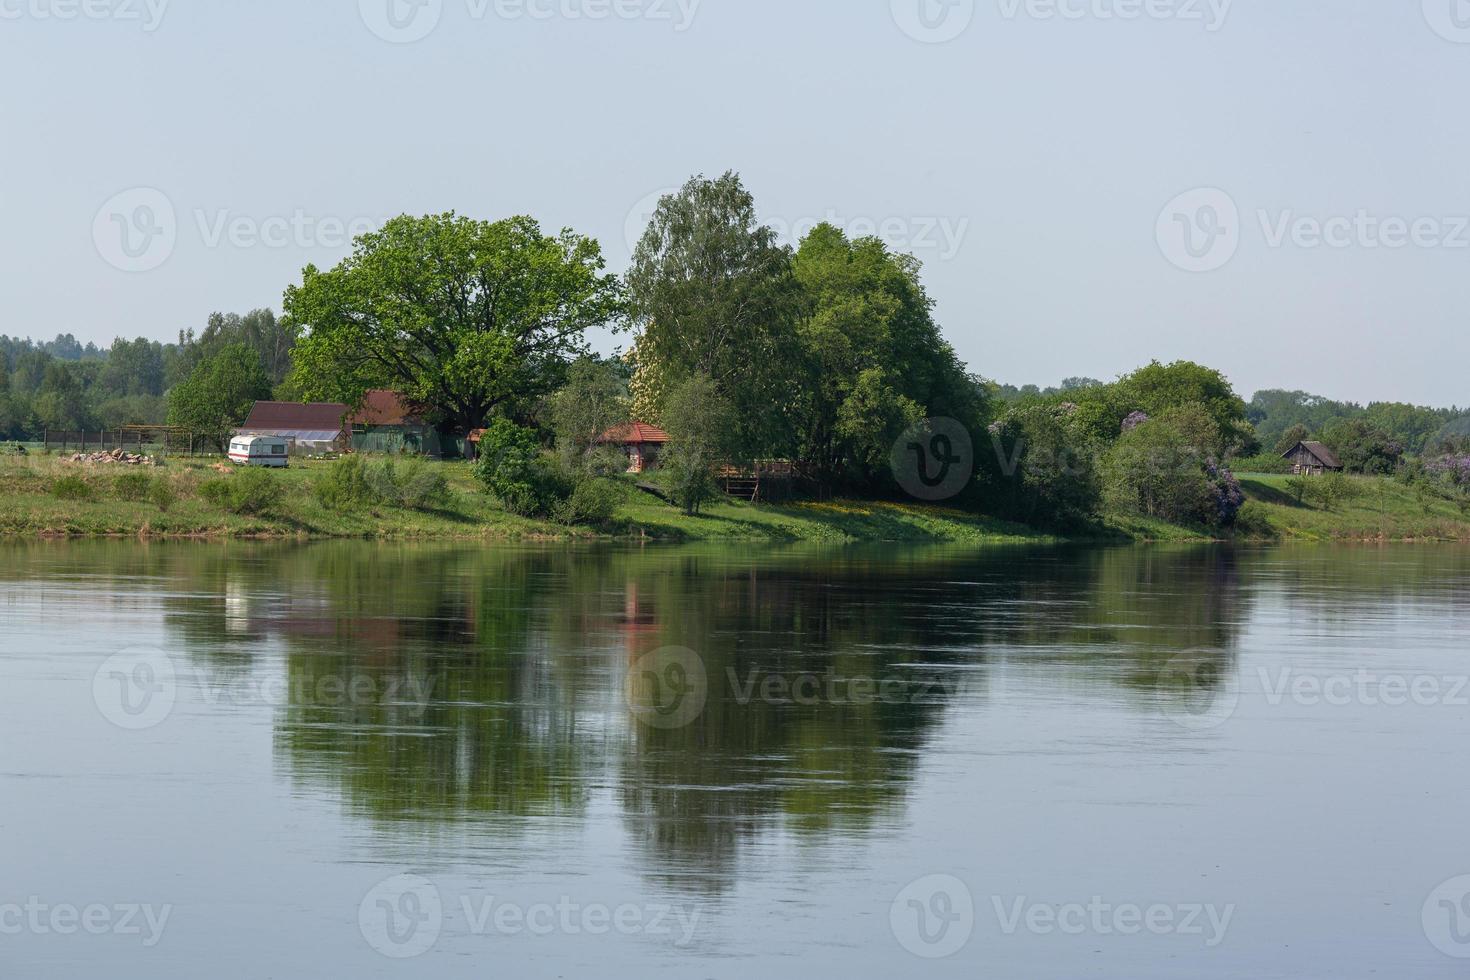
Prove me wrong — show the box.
[228,435,290,468]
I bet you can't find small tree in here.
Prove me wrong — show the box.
[166,343,271,450]
[661,374,735,515]
[549,358,629,475]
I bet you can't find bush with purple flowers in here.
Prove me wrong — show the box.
[1205,460,1246,526]
[1121,411,1151,433]
[1428,455,1470,487]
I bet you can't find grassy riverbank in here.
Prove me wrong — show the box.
[1,456,1467,543]
[0,455,1050,543]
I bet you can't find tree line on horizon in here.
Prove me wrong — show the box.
[4,171,1469,527]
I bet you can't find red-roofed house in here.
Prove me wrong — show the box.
[597,422,671,474]
[237,402,349,453]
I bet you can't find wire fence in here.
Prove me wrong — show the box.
[40,429,223,457]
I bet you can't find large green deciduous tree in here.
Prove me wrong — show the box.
[791,223,987,490]
[625,173,804,459]
[283,214,622,434]
[166,343,272,448]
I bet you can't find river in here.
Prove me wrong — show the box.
[2,541,1468,978]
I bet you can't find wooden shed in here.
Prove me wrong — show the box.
[1282,441,1343,476]
[597,422,670,474]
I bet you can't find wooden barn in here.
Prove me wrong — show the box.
[1282,440,1343,476]
[347,390,449,456]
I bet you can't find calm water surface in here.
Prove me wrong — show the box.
[3,541,1469,978]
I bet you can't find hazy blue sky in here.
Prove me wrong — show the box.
[2,0,1467,405]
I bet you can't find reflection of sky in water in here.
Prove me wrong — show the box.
[2,542,1468,978]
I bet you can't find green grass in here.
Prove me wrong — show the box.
[0,456,1056,543]
[3,455,1467,543]
[1235,473,1470,542]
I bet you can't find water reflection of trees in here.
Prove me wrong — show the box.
[21,539,1467,885]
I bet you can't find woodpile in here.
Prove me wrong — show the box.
[69,448,157,466]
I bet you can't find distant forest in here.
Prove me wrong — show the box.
[993,380,1468,457]
[3,316,1466,464]
[0,310,296,439]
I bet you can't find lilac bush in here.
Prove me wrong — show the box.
[1205,459,1246,526]
[1429,455,1470,486]
[1121,411,1151,433]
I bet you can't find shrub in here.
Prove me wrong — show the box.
[475,420,571,517]
[555,478,621,527]
[200,469,282,516]
[314,455,373,510]
[149,479,175,512]
[397,458,451,511]
[113,471,154,502]
[1232,501,1275,537]
[199,478,233,508]
[1309,472,1360,511]
[51,474,93,502]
